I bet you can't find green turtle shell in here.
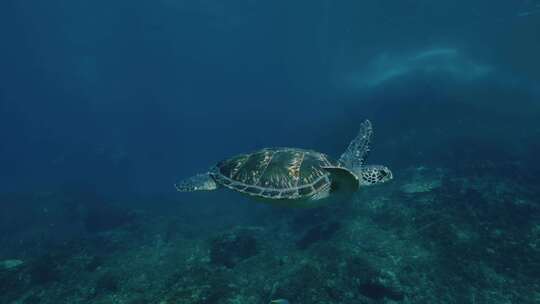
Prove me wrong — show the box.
[211,148,340,200]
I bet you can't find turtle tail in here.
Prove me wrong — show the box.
[174,173,218,192]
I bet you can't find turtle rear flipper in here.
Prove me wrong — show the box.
[174,173,218,192]
[339,120,372,170]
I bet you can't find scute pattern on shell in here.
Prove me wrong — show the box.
[212,148,337,199]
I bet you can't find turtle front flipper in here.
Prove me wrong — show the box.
[325,167,359,194]
[309,167,359,205]
[339,119,372,169]
[174,173,218,192]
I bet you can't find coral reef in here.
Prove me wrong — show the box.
[0,166,539,303]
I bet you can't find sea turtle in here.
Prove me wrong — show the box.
[175,120,392,207]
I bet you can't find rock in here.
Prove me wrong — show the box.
[400,179,441,194]
[296,221,341,249]
[210,228,258,268]
[95,272,120,294]
[0,259,24,270]
[358,280,404,301]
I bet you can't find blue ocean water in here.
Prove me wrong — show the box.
[0,1,539,303]
[1,0,539,195]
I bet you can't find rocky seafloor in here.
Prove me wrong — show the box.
[1,165,539,304]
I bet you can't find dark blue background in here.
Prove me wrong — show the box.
[1,0,539,198]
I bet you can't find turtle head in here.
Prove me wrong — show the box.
[355,165,393,186]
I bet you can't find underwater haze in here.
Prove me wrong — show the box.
[1,0,540,303]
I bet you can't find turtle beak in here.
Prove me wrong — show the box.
[385,169,393,181]
[380,168,393,182]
